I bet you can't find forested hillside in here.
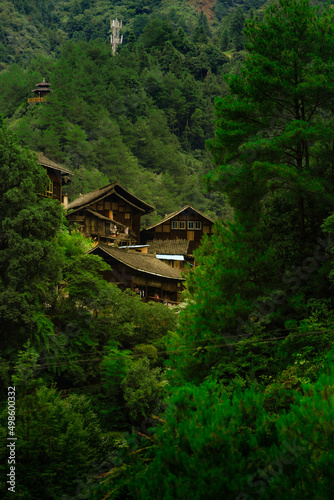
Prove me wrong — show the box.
[2,1,334,499]
[0,0,272,224]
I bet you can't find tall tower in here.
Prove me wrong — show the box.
[110,18,123,55]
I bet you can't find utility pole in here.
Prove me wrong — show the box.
[110,16,123,55]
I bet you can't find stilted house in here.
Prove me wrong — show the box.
[28,78,53,104]
[37,152,73,205]
[141,205,214,266]
[66,183,154,245]
[88,243,185,304]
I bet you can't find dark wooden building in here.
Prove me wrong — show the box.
[89,243,185,304]
[67,183,154,245]
[141,205,214,256]
[37,152,73,204]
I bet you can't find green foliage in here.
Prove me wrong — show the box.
[208,0,334,238]
[168,221,273,384]
[0,118,63,349]
[230,7,245,50]
[130,379,276,499]
[127,353,334,499]
[0,385,110,499]
[3,2,334,499]
[121,356,164,421]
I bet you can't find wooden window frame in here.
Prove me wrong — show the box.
[179,221,186,229]
[187,221,194,229]
[195,221,202,230]
[45,180,53,197]
[171,221,178,229]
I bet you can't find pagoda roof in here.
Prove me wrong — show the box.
[31,78,53,93]
[68,182,154,214]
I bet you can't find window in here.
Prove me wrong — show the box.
[125,212,131,220]
[45,180,53,197]
[188,221,194,229]
[195,221,202,230]
[179,221,185,229]
[171,221,178,229]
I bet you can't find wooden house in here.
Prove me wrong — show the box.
[67,182,154,245]
[141,205,214,257]
[37,152,73,204]
[88,243,185,304]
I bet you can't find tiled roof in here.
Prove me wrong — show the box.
[37,152,74,176]
[145,205,214,230]
[147,239,189,255]
[68,182,154,214]
[89,244,185,280]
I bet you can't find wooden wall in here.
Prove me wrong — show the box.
[145,211,213,252]
[88,194,142,242]
[46,168,62,202]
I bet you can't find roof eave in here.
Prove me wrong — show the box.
[88,246,184,280]
[145,204,214,230]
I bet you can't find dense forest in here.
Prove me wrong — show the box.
[2,0,334,498]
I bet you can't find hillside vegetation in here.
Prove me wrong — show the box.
[2,1,334,499]
[0,0,272,224]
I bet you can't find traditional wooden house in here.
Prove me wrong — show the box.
[28,78,53,104]
[66,182,154,245]
[37,152,73,205]
[141,205,214,257]
[88,243,185,304]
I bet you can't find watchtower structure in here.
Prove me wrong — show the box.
[110,18,123,55]
[28,78,52,104]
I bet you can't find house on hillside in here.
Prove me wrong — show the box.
[89,243,185,304]
[141,205,214,266]
[37,152,73,205]
[66,182,154,245]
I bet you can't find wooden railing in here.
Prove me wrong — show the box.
[28,97,47,103]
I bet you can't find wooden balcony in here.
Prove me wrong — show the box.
[28,97,47,104]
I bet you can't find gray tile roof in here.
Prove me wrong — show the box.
[37,152,74,176]
[89,244,185,280]
[147,239,189,255]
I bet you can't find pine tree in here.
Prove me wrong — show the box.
[209,0,334,245]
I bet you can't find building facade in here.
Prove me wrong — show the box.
[67,182,154,245]
[141,205,214,267]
